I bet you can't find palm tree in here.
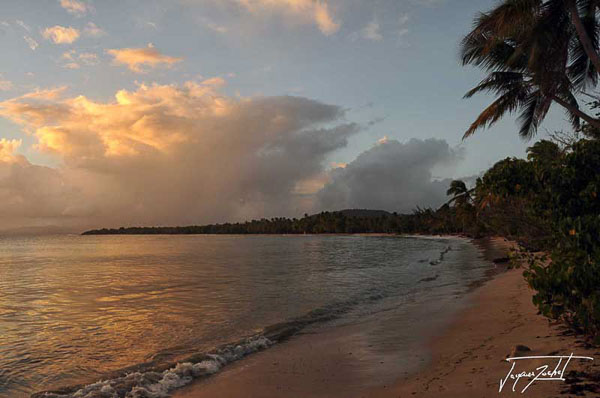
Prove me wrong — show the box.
[446,180,472,207]
[446,180,476,231]
[461,0,600,139]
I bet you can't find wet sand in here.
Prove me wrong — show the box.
[174,237,599,398]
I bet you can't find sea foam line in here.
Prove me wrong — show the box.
[35,336,271,398]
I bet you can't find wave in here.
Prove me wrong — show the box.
[31,285,397,398]
[34,335,270,398]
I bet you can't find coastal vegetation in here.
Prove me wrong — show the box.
[459,0,600,341]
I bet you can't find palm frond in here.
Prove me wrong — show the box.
[517,91,552,139]
[464,72,528,98]
[568,0,599,88]
[556,90,583,130]
[464,86,529,138]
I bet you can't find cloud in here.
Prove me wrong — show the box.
[201,17,228,33]
[59,0,91,16]
[0,83,358,229]
[237,0,340,35]
[0,139,23,163]
[61,50,99,68]
[360,18,383,41]
[78,52,99,65]
[0,155,80,229]
[15,20,30,32]
[23,35,39,50]
[316,138,463,213]
[83,22,105,37]
[201,76,226,86]
[42,25,80,44]
[107,44,182,73]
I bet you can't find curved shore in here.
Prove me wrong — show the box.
[173,237,599,398]
[386,237,599,397]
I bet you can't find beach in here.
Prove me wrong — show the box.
[174,237,599,398]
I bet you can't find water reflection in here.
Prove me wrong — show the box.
[0,235,486,397]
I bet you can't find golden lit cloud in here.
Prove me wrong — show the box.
[107,44,183,73]
[42,25,80,44]
[200,76,226,87]
[60,0,91,17]
[237,0,340,35]
[0,83,356,228]
[0,139,22,163]
[59,0,91,16]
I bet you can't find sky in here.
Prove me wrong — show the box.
[0,0,573,231]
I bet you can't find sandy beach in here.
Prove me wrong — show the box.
[173,237,599,398]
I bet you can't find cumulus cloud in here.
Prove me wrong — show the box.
[316,138,463,213]
[42,25,80,44]
[59,0,91,16]
[0,156,81,230]
[107,44,182,73]
[0,83,358,229]
[237,0,340,35]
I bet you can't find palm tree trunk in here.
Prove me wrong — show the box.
[552,95,600,129]
[566,0,600,75]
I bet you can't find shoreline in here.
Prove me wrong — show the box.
[172,237,599,398]
[376,237,599,397]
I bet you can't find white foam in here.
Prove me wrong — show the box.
[44,336,271,398]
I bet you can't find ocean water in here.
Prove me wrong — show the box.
[0,235,494,398]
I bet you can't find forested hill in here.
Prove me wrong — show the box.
[81,209,422,235]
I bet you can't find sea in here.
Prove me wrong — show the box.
[0,234,496,398]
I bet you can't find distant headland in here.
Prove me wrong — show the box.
[81,209,435,235]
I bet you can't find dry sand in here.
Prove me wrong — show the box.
[174,237,600,398]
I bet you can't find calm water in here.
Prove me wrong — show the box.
[0,235,492,397]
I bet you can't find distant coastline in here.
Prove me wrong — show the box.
[82,209,416,235]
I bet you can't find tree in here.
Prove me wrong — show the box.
[461,0,600,139]
[446,180,476,232]
[446,180,472,206]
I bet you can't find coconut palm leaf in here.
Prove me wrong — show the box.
[461,0,600,139]
[517,90,552,139]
